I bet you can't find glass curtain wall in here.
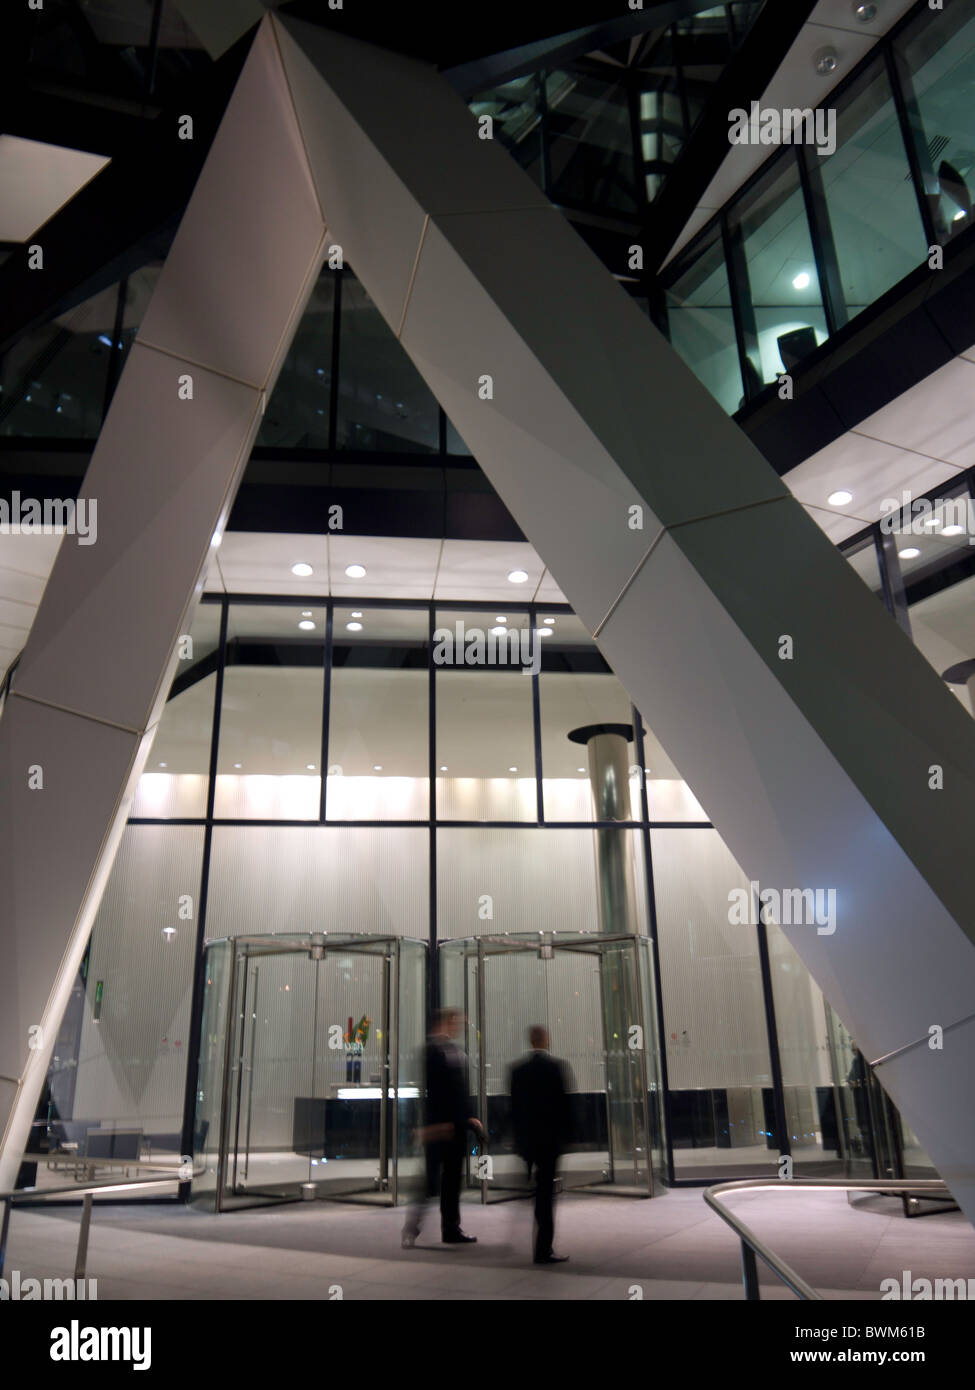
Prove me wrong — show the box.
[37,591,924,1190]
[661,0,972,413]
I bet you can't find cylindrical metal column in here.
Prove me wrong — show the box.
[569,722,644,1186]
[568,722,642,936]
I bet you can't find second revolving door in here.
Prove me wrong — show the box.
[439,932,665,1200]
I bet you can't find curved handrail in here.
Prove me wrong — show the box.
[704,1177,954,1300]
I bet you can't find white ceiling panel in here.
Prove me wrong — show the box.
[801,502,871,544]
[435,539,543,601]
[852,358,975,469]
[0,136,110,243]
[788,429,963,529]
[328,534,442,597]
[214,530,330,593]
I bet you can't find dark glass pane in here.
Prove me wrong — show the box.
[0,283,119,438]
[896,1,975,244]
[546,67,637,214]
[665,228,743,414]
[336,275,439,453]
[820,63,927,314]
[729,156,828,388]
[259,269,336,448]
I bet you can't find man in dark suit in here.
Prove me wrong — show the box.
[509,1025,573,1264]
[402,1007,483,1248]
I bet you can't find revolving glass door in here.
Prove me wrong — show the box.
[192,934,426,1210]
[439,932,665,1200]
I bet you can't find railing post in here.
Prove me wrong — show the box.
[74,1192,93,1281]
[741,1239,761,1301]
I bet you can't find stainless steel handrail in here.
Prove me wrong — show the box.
[704,1177,954,1300]
[0,1167,192,1283]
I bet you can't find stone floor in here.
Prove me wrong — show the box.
[5,1186,974,1301]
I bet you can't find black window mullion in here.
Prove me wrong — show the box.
[796,145,848,335]
[632,703,676,1186]
[530,604,544,823]
[721,211,759,403]
[328,266,342,451]
[178,595,229,1195]
[885,41,940,251]
[755,899,791,1169]
[319,601,333,821]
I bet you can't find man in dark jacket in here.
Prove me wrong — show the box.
[402,1007,482,1247]
[509,1025,573,1264]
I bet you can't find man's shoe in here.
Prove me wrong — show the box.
[534,1253,569,1264]
[442,1231,477,1244]
[401,1231,417,1249]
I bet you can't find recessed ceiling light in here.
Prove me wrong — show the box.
[792,271,811,290]
[953,209,967,223]
[292,562,313,577]
[543,618,555,625]
[440,765,448,772]
[306,764,316,771]
[373,765,383,771]
[345,564,366,579]
[942,524,965,536]
[898,547,920,559]
[299,619,315,630]
[158,762,167,768]
[233,763,242,769]
[507,569,528,584]
[921,517,941,529]
[577,767,585,773]
[508,766,518,772]
[496,616,507,623]
[489,626,506,636]
[347,621,363,631]
[814,45,838,75]
[351,611,363,618]
[853,2,877,22]
[538,627,551,636]
[828,490,853,506]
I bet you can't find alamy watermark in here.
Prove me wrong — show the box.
[728,102,837,157]
[728,880,837,935]
[432,620,541,675]
[1,1269,97,1300]
[0,492,97,545]
[880,491,975,542]
[882,1271,975,1300]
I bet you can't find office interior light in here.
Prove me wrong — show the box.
[898,548,920,559]
[291,562,313,576]
[507,569,528,583]
[346,621,363,631]
[299,619,315,630]
[345,563,366,578]
[792,271,811,290]
[828,490,853,506]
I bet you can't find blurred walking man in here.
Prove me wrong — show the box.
[510,1025,573,1264]
[403,1007,483,1247]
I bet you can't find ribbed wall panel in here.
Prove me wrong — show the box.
[766,920,833,1088]
[436,827,647,941]
[205,825,429,939]
[71,825,205,1134]
[651,828,772,1091]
